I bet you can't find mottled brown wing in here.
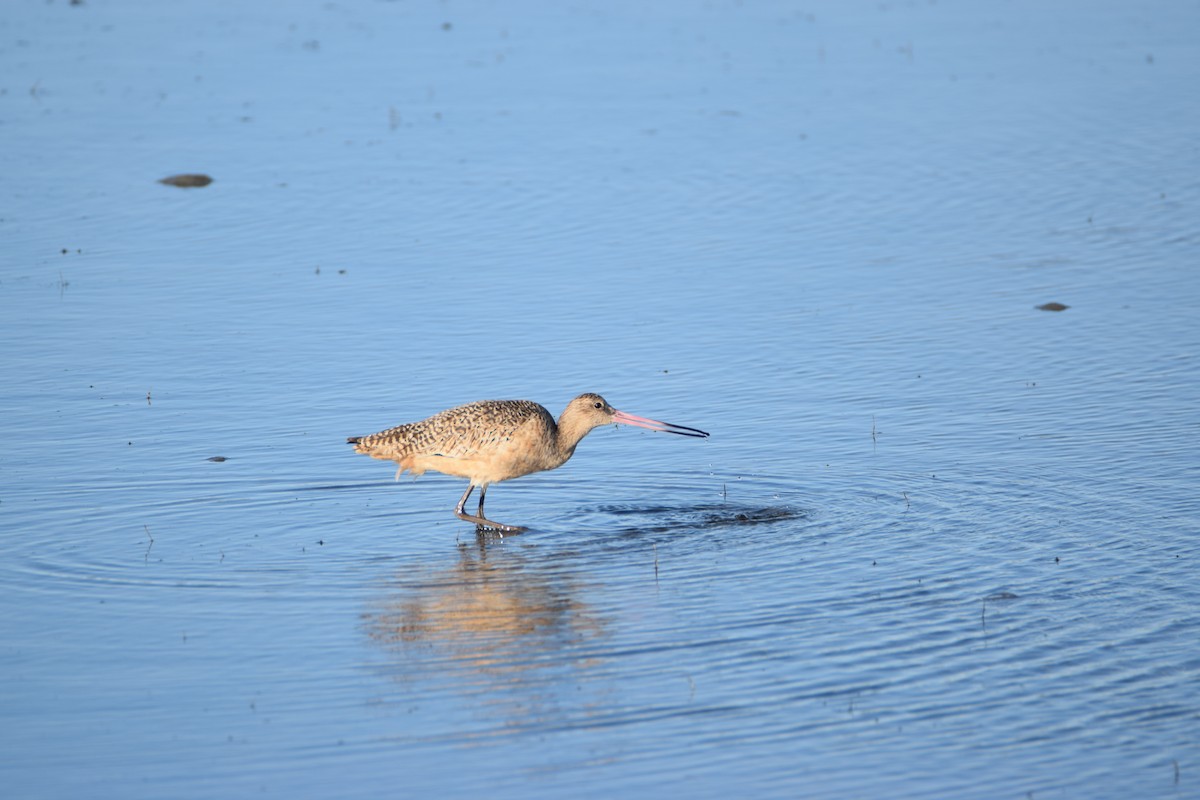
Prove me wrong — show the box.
[417,400,546,458]
[350,400,547,462]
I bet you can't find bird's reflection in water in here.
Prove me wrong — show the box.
[364,536,610,734]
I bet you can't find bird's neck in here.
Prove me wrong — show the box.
[553,413,594,461]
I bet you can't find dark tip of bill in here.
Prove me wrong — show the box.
[664,422,710,438]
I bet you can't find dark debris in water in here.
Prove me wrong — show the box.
[700,506,800,527]
[206,456,228,462]
[159,173,213,188]
[1036,302,1069,311]
[601,503,805,535]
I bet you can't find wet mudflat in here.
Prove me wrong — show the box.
[2,1,1198,798]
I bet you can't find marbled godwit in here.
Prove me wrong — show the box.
[347,393,709,533]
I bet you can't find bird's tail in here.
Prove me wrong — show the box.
[347,434,380,456]
[346,425,414,462]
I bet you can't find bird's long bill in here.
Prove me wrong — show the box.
[612,409,710,438]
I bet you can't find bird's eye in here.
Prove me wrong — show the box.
[593,401,603,409]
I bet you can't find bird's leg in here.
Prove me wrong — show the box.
[453,483,525,534]
[454,484,476,519]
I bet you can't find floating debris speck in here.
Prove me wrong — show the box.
[159,173,214,188]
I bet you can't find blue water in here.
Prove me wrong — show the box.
[2,0,1198,797]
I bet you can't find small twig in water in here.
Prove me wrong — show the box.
[902,491,910,510]
[653,543,659,581]
[871,416,877,449]
[143,524,154,562]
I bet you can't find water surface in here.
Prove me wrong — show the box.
[2,1,1198,798]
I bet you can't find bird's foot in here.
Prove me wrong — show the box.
[455,509,525,536]
[475,521,526,537]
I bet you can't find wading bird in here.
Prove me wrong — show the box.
[347,393,709,533]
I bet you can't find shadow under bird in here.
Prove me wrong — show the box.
[346,393,709,533]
